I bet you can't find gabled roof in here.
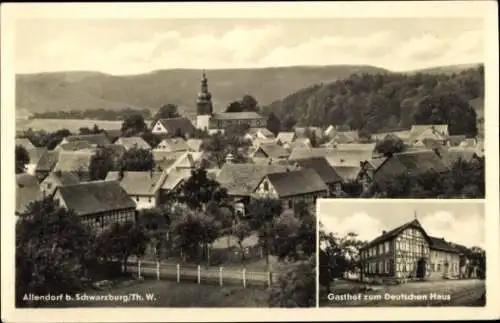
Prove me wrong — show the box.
[263,168,328,197]
[15,138,36,150]
[161,169,192,191]
[53,150,94,173]
[211,112,265,120]
[332,143,376,151]
[171,152,204,169]
[186,138,203,152]
[328,131,360,144]
[64,133,111,146]
[55,180,136,216]
[115,136,152,150]
[276,132,296,144]
[106,171,164,196]
[448,135,467,147]
[332,166,362,182]
[156,137,190,152]
[44,171,80,187]
[56,140,94,152]
[156,117,195,135]
[36,151,59,172]
[27,148,48,165]
[216,163,289,196]
[373,150,448,184]
[16,173,42,215]
[152,150,186,162]
[440,148,479,168]
[254,143,290,159]
[364,157,388,171]
[429,236,460,253]
[361,219,430,250]
[295,157,343,184]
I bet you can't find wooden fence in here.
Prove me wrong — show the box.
[125,260,275,288]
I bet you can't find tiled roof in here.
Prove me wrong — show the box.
[56,140,94,151]
[161,169,192,190]
[373,150,448,184]
[429,236,460,253]
[53,150,94,173]
[409,124,449,141]
[115,136,152,150]
[27,147,48,165]
[16,173,42,215]
[365,157,388,171]
[361,219,430,250]
[36,151,59,172]
[264,168,328,197]
[276,132,295,144]
[156,137,190,152]
[211,112,265,120]
[440,148,479,168]
[332,166,361,182]
[254,143,290,159]
[15,138,36,150]
[332,143,376,151]
[295,157,343,184]
[45,171,80,187]
[157,117,195,135]
[64,133,111,146]
[248,127,275,139]
[152,150,186,162]
[106,171,164,196]
[55,180,136,216]
[212,232,259,249]
[289,147,372,167]
[216,163,288,196]
[101,144,127,159]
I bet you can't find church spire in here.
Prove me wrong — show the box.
[196,69,213,116]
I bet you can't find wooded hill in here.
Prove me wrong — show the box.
[262,65,484,136]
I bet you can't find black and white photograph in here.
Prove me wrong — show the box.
[1,1,499,322]
[318,200,486,307]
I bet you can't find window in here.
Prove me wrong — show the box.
[385,242,390,253]
[135,196,139,202]
[378,261,383,273]
[256,120,261,126]
[148,197,152,203]
[385,260,389,273]
[288,200,293,209]
[263,181,269,191]
[47,183,52,189]
[437,264,441,271]
[379,244,383,254]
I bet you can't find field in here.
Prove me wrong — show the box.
[42,279,270,308]
[16,118,153,133]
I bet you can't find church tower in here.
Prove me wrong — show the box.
[196,70,213,131]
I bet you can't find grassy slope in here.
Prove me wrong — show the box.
[16,65,389,116]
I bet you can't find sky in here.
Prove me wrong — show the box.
[319,200,485,248]
[14,18,484,75]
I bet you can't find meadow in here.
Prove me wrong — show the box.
[16,118,153,133]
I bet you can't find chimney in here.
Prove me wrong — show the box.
[382,230,387,235]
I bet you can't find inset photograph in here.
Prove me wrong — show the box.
[318,199,486,307]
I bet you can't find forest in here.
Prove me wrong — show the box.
[263,66,484,137]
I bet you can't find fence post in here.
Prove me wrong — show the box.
[197,265,201,284]
[156,261,160,280]
[138,260,142,279]
[219,267,223,287]
[176,264,180,283]
[242,268,246,288]
[267,271,272,288]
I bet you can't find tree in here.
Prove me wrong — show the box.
[121,114,147,136]
[225,100,243,113]
[16,198,95,306]
[266,112,282,136]
[120,148,154,172]
[177,168,228,210]
[319,228,365,294]
[15,145,30,174]
[154,104,181,120]
[94,221,148,273]
[283,116,297,131]
[141,131,162,148]
[170,207,221,266]
[268,257,316,307]
[89,147,115,180]
[375,136,406,156]
[232,220,252,263]
[240,94,259,112]
[202,127,252,167]
[248,198,283,268]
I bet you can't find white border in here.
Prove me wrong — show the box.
[2,1,499,322]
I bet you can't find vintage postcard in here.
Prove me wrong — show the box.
[1,1,499,322]
[318,199,486,307]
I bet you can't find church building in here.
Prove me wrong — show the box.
[196,71,266,133]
